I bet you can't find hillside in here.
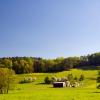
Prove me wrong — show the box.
[0,69,100,100]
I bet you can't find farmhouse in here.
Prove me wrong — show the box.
[53,82,66,88]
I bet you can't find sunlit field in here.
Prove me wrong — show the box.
[0,69,100,100]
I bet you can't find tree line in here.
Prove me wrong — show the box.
[0,52,100,74]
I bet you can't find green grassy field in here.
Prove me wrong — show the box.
[0,69,100,100]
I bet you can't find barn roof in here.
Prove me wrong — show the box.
[53,82,65,84]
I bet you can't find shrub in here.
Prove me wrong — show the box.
[97,76,100,83]
[0,68,15,94]
[98,71,100,76]
[61,77,68,82]
[67,74,74,81]
[97,84,100,89]
[96,71,100,89]
[19,77,35,84]
[51,76,57,83]
[74,76,78,81]
[44,76,51,84]
[79,74,84,81]
[57,78,61,82]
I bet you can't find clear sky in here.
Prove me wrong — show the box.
[0,0,100,58]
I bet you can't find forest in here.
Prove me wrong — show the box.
[0,52,100,74]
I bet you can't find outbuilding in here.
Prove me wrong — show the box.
[53,82,66,88]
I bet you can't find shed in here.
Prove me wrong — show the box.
[53,82,66,88]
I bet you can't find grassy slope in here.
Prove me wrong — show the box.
[0,69,100,100]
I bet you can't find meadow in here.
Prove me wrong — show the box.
[0,69,100,100]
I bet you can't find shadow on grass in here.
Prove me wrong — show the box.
[35,83,46,85]
[87,77,96,80]
[76,66,98,70]
[35,83,54,88]
[93,92,100,93]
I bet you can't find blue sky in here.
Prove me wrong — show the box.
[0,0,100,58]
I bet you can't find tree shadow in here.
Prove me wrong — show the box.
[76,66,98,70]
[35,83,45,85]
[92,92,100,93]
[87,77,96,80]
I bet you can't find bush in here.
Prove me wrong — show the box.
[51,76,57,83]
[44,76,51,84]
[98,71,100,76]
[97,76,100,83]
[19,77,35,84]
[74,76,78,81]
[67,74,74,81]
[57,78,61,82]
[61,77,68,82]
[0,68,15,94]
[79,74,84,81]
[97,84,100,89]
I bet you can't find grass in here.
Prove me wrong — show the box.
[0,69,100,100]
